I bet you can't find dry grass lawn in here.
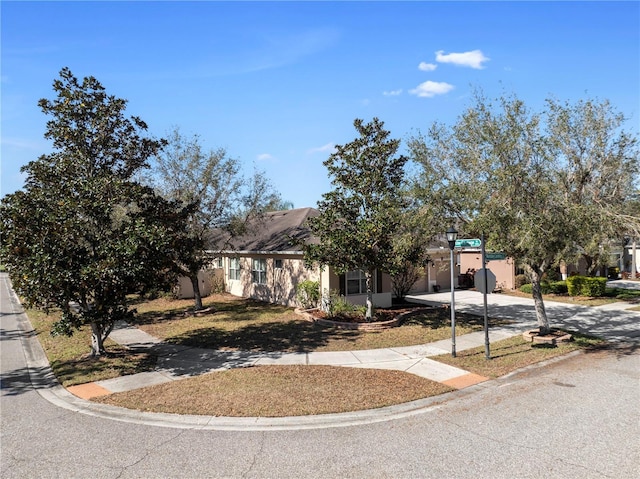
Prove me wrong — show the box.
[435,333,604,378]
[28,309,156,387]
[94,365,454,416]
[130,293,506,352]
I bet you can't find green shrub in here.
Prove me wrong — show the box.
[520,283,532,294]
[321,288,369,318]
[566,275,583,296]
[321,289,340,315]
[566,275,607,297]
[581,277,607,297]
[296,280,321,309]
[519,281,567,295]
[548,280,568,294]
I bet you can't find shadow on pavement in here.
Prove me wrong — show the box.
[0,365,58,397]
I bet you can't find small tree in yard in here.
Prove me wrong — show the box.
[409,92,639,334]
[148,127,282,310]
[0,68,183,356]
[303,118,408,320]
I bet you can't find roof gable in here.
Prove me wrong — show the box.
[206,207,318,253]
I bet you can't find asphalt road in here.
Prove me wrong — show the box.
[1,274,639,478]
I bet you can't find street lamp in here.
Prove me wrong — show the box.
[446,226,458,357]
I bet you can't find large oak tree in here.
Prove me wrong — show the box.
[409,93,639,333]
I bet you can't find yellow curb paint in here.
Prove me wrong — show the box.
[67,383,112,399]
[442,373,489,390]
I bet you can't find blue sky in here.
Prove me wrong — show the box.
[2,1,639,208]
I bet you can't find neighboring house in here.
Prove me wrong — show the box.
[405,245,516,293]
[200,207,394,308]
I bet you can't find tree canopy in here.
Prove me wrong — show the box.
[409,92,639,333]
[0,68,183,355]
[147,127,282,309]
[304,117,409,319]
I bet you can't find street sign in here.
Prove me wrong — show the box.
[485,252,507,261]
[455,238,482,248]
[474,268,496,294]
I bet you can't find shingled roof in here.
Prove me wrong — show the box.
[206,207,319,254]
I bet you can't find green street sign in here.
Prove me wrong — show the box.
[486,252,507,261]
[455,238,482,248]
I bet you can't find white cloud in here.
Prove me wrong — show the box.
[409,81,454,98]
[307,143,336,155]
[435,49,489,69]
[418,62,437,72]
[383,89,403,96]
[257,153,274,161]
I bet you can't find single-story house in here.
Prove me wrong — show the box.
[197,207,395,308]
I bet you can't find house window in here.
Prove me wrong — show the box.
[211,257,222,269]
[346,270,368,295]
[252,258,267,284]
[274,259,283,269]
[229,257,240,281]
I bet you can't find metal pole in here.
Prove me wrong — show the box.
[481,233,490,359]
[450,246,456,357]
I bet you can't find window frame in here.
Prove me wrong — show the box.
[346,269,368,295]
[252,258,267,284]
[229,257,241,281]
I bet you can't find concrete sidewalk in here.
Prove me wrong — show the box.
[68,321,518,400]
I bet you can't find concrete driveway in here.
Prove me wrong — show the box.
[407,288,640,342]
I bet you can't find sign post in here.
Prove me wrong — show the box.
[481,233,491,359]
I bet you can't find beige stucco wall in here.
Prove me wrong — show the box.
[320,268,393,308]
[223,254,320,307]
[409,250,457,293]
[175,269,221,299]
[458,250,516,290]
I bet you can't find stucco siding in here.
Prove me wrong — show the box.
[458,251,516,290]
[224,254,320,307]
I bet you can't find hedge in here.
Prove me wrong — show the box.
[566,275,607,297]
[519,281,567,295]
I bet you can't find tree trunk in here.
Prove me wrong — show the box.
[365,269,374,321]
[90,322,106,357]
[583,255,595,276]
[190,273,203,310]
[525,266,551,334]
[632,239,637,280]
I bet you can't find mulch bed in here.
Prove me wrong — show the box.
[299,305,431,331]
